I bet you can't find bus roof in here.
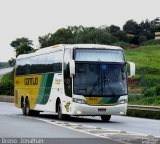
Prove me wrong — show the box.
[65,44,122,50]
[17,44,123,60]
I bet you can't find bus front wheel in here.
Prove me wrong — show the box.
[101,115,111,122]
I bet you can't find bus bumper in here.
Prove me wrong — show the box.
[71,103,127,116]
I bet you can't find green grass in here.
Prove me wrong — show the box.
[125,45,160,87]
[128,95,160,106]
[142,39,160,46]
[127,109,160,120]
[125,44,160,106]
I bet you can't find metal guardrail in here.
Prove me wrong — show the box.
[128,105,160,112]
[0,95,14,103]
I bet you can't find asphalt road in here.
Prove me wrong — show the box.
[0,102,160,144]
[0,102,124,144]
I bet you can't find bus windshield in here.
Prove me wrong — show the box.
[74,63,127,96]
[74,49,124,62]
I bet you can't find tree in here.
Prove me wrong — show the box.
[51,27,74,44]
[38,27,76,48]
[109,25,120,33]
[8,58,16,67]
[68,26,85,43]
[38,33,54,48]
[153,17,160,32]
[139,18,160,40]
[150,17,160,32]
[123,20,140,35]
[10,37,34,57]
[109,25,127,42]
[38,26,122,47]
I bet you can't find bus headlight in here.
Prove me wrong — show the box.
[73,98,87,104]
[118,98,128,104]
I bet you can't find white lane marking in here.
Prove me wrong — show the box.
[32,117,135,144]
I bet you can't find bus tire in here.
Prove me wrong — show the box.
[31,110,40,116]
[57,101,63,120]
[101,115,111,122]
[25,98,32,116]
[22,98,26,115]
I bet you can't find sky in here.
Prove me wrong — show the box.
[0,0,159,62]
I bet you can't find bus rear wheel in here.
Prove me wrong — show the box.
[57,102,64,120]
[22,99,26,115]
[25,98,32,116]
[25,99,40,116]
[22,98,32,116]
[101,115,111,122]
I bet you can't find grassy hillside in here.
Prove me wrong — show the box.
[125,44,160,106]
[125,45,160,87]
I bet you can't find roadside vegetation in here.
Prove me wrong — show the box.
[126,44,160,106]
[0,62,10,69]
[0,70,14,96]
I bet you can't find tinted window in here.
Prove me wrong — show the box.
[16,51,62,75]
[74,49,124,62]
[74,63,127,96]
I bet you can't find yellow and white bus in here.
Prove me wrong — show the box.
[14,44,135,122]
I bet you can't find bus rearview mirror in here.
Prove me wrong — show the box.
[70,59,75,77]
[127,61,135,78]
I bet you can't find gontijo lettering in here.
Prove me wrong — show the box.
[24,77,38,85]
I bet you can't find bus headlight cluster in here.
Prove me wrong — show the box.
[73,98,87,104]
[118,99,128,104]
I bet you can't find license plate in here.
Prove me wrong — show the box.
[98,108,106,112]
